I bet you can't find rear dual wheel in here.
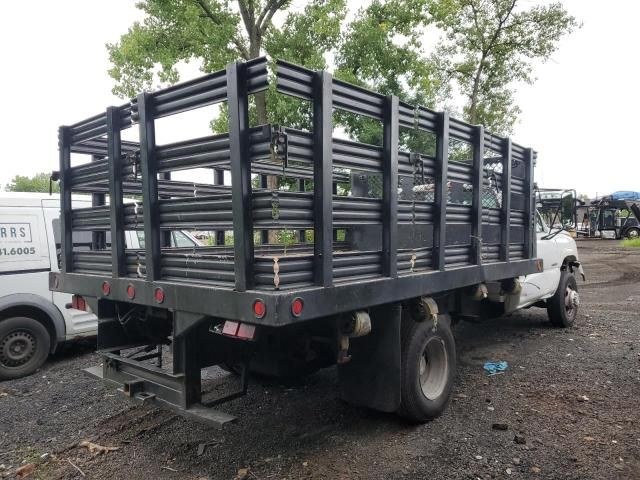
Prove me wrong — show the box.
[397,313,456,422]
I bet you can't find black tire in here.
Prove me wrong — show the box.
[397,313,456,422]
[625,227,640,239]
[0,317,51,381]
[547,271,578,327]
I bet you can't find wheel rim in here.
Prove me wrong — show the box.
[419,336,449,400]
[0,330,37,368]
[628,229,639,238]
[564,285,579,319]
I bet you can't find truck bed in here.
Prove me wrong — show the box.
[50,57,538,326]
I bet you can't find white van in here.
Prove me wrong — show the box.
[0,192,200,380]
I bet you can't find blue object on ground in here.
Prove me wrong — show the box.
[483,361,508,375]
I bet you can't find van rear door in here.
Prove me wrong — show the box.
[0,205,51,280]
[41,199,97,337]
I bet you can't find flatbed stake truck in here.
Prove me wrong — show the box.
[50,57,582,426]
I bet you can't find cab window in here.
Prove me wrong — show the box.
[172,231,195,247]
[136,230,195,248]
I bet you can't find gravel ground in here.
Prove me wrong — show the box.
[1,239,639,480]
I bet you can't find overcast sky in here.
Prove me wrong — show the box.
[0,1,638,197]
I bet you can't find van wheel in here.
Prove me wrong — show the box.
[0,317,51,381]
[397,313,456,422]
[547,271,578,327]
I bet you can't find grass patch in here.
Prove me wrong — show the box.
[622,237,640,247]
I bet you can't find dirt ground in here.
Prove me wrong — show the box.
[1,239,639,480]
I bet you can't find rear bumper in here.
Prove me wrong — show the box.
[84,359,238,428]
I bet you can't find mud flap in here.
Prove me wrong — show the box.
[337,303,402,412]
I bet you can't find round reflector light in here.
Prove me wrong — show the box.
[253,299,266,318]
[291,297,304,317]
[126,284,136,299]
[154,287,165,303]
[102,281,111,296]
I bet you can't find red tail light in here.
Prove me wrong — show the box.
[126,284,136,299]
[291,297,304,317]
[71,295,87,311]
[252,299,266,318]
[101,281,111,296]
[154,287,165,303]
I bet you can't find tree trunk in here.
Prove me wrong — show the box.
[468,57,485,125]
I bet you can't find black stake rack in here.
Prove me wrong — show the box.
[51,57,539,327]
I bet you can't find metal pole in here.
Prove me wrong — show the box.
[332,182,338,242]
[227,61,254,291]
[500,138,512,262]
[382,95,399,278]
[91,155,106,250]
[298,178,306,243]
[525,148,535,259]
[160,171,172,248]
[312,70,333,287]
[260,175,269,245]
[58,126,73,273]
[214,169,225,245]
[472,125,484,266]
[433,111,449,271]
[137,92,161,281]
[106,107,126,277]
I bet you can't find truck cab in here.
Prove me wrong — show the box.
[518,211,581,305]
[515,191,583,326]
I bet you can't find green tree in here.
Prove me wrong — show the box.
[107,1,443,139]
[334,0,442,150]
[107,0,442,242]
[5,173,59,193]
[429,0,579,134]
[108,0,348,127]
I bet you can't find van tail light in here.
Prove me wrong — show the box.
[71,295,87,311]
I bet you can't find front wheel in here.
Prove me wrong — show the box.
[397,313,456,422]
[625,227,640,239]
[547,271,579,327]
[0,317,51,381]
